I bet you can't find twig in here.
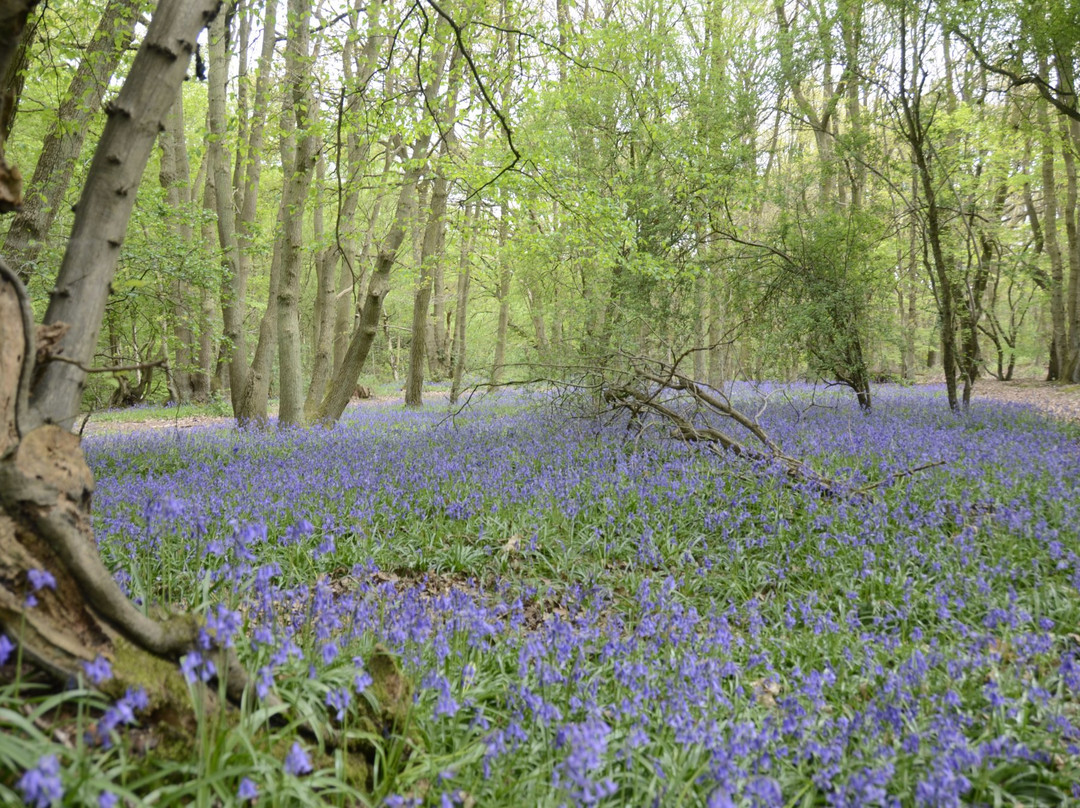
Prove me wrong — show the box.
[853,460,947,494]
[46,355,167,374]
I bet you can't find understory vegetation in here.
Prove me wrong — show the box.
[3,387,1080,806]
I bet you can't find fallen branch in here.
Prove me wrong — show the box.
[603,356,945,499]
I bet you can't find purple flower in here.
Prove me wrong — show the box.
[17,754,63,808]
[237,778,258,801]
[27,569,56,592]
[321,640,339,665]
[0,634,14,666]
[82,655,113,686]
[180,651,215,684]
[206,604,242,648]
[88,687,148,748]
[326,687,351,721]
[284,742,312,776]
[98,792,118,808]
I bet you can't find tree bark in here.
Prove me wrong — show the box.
[490,197,512,385]
[158,85,196,402]
[315,154,428,423]
[276,0,318,427]
[1039,89,1068,380]
[0,0,37,143]
[1,0,237,704]
[449,202,477,404]
[305,156,337,412]
[707,267,725,388]
[693,272,707,380]
[405,49,460,407]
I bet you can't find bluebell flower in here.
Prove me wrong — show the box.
[17,754,62,808]
[237,777,258,801]
[82,655,113,685]
[284,742,312,776]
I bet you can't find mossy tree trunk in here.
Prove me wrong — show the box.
[0,0,242,703]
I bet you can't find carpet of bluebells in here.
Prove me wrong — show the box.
[4,385,1080,807]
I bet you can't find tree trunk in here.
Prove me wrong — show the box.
[0,0,245,711]
[0,1,37,142]
[158,85,195,402]
[490,199,512,385]
[707,268,725,388]
[276,0,318,427]
[211,0,278,422]
[331,1,386,381]
[693,272,707,380]
[1060,112,1080,382]
[2,0,139,280]
[304,157,337,414]
[405,50,460,407]
[315,150,432,423]
[449,202,477,404]
[1039,89,1068,380]
[315,30,450,422]
[405,166,450,407]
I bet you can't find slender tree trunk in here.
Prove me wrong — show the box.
[158,85,195,402]
[208,7,245,410]
[2,0,139,280]
[316,157,428,422]
[276,0,318,427]
[490,201,512,385]
[693,272,707,380]
[331,1,385,381]
[1061,113,1080,382]
[430,241,451,378]
[1039,90,1068,380]
[405,165,450,407]
[226,0,279,424]
[405,51,460,407]
[449,202,477,404]
[305,157,338,413]
[0,2,38,141]
[707,268,725,387]
[316,29,450,422]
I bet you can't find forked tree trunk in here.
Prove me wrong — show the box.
[305,157,337,413]
[0,0,247,710]
[210,0,278,423]
[315,35,450,423]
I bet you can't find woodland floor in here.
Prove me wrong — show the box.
[78,379,1080,436]
[968,378,1080,422]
